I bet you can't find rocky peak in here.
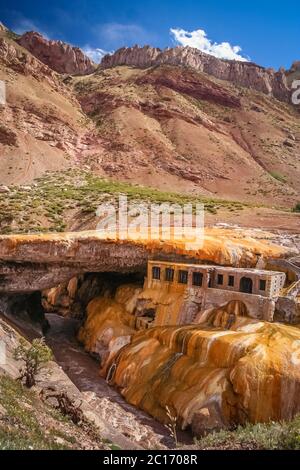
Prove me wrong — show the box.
[290,61,300,73]
[101,45,161,68]
[0,22,8,32]
[18,31,96,75]
[285,60,300,87]
[101,45,290,102]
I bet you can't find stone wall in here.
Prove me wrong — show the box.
[198,288,276,322]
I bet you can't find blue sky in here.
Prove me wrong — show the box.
[1,0,299,68]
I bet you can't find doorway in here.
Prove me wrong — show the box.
[239,277,253,294]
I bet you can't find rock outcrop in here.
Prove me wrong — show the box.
[0,22,8,32]
[0,229,291,292]
[101,45,290,101]
[0,37,61,88]
[18,32,96,75]
[79,284,300,436]
[135,65,241,108]
[286,60,300,87]
[290,61,300,74]
[0,317,142,450]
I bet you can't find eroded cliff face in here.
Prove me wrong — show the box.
[0,32,103,184]
[0,36,63,89]
[79,284,300,436]
[18,32,96,76]
[101,45,290,102]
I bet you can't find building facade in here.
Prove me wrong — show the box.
[144,261,286,324]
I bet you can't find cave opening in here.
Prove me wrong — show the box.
[41,271,146,323]
[0,269,202,447]
[0,270,146,336]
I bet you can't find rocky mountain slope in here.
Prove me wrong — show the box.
[0,24,300,209]
[0,26,102,184]
[18,32,96,75]
[101,45,290,102]
[73,64,300,207]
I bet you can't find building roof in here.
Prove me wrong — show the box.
[148,260,284,277]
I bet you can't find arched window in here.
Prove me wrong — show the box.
[239,277,253,294]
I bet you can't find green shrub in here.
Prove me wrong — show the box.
[6,30,21,41]
[196,417,300,450]
[13,338,53,388]
[292,203,300,213]
[269,171,287,184]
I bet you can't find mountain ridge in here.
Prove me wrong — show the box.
[5,24,299,103]
[7,22,296,103]
[100,45,290,102]
[0,23,299,210]
[18,31,96,76]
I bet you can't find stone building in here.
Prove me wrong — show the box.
[144,261,286,324]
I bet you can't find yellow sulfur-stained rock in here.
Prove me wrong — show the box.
[79,287,300,436]
[0,227,293,292]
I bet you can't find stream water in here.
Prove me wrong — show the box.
[44,313,193,448]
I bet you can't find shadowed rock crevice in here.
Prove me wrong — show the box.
[0,291,49,334]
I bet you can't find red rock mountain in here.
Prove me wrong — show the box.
[0,25,300,209]
[101,45,291,102]
[18,31,96,75]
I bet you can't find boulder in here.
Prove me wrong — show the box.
[0,185,10,193]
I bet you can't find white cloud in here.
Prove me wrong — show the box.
[82,46,109,63]
[170,28,249,62]
[12,17,49,39]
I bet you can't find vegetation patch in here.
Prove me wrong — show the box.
[196,418,300,450]
[0,372,113,450]
[292,202,300,213]
[14,338,53,388]
[269,171,287,184]
[0,169,255,235]
[0,375,70,450]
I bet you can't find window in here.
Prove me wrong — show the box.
[260,280,266,291]
[217,274,224,285]
[152,266,161,280]
[228,275,235,287]
[193,272,203,287]
[165,268,174,282]
[178,270,188,284]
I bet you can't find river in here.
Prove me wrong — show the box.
[45,313,193,448]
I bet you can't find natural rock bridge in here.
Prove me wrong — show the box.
[0,229,292,293]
